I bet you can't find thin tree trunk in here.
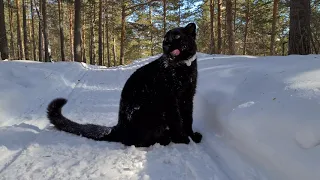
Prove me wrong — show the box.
[234,0,236,33]
[98,0,102,65]
[288,0,311,55]
[22,0,29,59]
[69,5,73,61]
[82,9,86,63]
[16,0,24,59]
[217,0,222,54]
[58,0,65,61]
[113,37,116,66]
[149,5,154,56]
[243,0,249,55]
[74,0,82,62]
[178,1,181,26]
[7,0,14,58]
[163,0,167,36]
[42,0,49,61]
[226,0,235,54]
[38,0,42,61]
[106,1,110,67]
[120,0,125,65]
[30,0,36,60]
[89,1,95,65]
[270,0,279,55]
[111,3,116,66]
[209,0,215,54]
[0,0,8,59]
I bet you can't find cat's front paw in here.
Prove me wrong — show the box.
[172,134,190,144]
[191,132,202,143]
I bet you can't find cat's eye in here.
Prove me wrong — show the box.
[174,35,181,39]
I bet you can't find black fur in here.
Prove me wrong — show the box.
[47,23,202,147]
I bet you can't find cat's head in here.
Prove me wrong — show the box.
[162,23,197,63]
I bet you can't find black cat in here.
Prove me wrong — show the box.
[47,23,202,147]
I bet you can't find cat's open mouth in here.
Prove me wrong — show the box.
[170,49,180,56]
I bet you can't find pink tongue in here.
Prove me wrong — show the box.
[170,49,180,56]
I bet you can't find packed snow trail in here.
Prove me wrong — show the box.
[1,54,320,179]
[0,56,238,180]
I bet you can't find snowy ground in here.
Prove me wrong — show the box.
[0,53,320,180]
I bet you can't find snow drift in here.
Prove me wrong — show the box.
[0,53,320,180]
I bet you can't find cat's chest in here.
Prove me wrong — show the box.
[170,68,196,90]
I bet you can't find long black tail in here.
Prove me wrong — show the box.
[47,98,119,142]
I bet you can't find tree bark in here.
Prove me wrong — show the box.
[105,1,110,67]
[74,0,82,62]
[113,37,116,66]
[288,0,311,55]
[226,0,235,54]
[270,0,279,55]
[38,0,42,61]
[22,0,29,59]
[163,0,167,36]
[0,0,8,59]
[217,0,222,54]
[149,5,154,56]
[120,0,125,65]
[42,0,49,61]
[209,0,215,54]
[243,0,249,55]
[58,0,65,61]
[82,6,86,63]
[30,0,36,60]
[16,0,24,59]
[69,5,73,61]
[8,0,14,58]
[89,1,95,65]
[98,0,103,65]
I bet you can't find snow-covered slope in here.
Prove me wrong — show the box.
[0,53,320,180]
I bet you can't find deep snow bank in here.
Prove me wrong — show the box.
[194,54,320,180]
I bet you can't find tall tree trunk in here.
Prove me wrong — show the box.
[69,5,73,61]
[111,3,116,66]
[58,0,65,61]
[82,8,86,63]
[209,0,215,54]
[106,1,110,67]
[38,0,42,61]
[113,37,116,66]
[149,5,154,56]
[178,1,181,26]
[120,0,125,65]
[270,0,279,55]
[98,0,103,65]
[22,0,29,59]
[89,1,95,65]
[30,0,36,60]
[234,0,236,33]
[8,0,14,58]
[163,0,167,36]
[0,0,8,59]
[226,0,235,54]
[288,0,311,55]
[16,0,24,59]
[74,0,82,62]
[217,0,222,54]
[42,0,49,61]
[243,0,249,55]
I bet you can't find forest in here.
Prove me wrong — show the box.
[0,0,317,66]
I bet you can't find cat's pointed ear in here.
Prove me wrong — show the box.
[184,23,196,39]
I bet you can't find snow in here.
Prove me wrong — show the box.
[1,53,320,180]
